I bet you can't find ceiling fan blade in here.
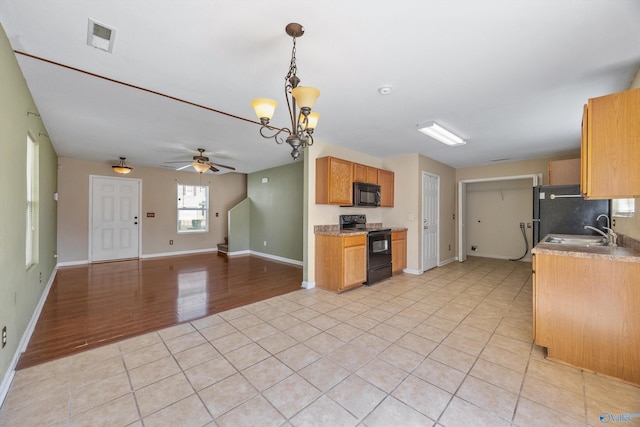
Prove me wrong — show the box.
[176,164,191,171]
[164,160,191,164]
[211,162,236,171]
[208,163,219,173]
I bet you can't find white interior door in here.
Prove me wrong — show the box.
[458,181,467,262]
[422,172,439,271]
[91,176,140,262]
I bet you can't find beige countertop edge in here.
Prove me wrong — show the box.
[532,234,640,263]
[315,227,408,236]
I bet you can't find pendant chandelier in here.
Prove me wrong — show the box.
[251,23,320,161]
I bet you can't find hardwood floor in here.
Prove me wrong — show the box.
[16,253,303,370]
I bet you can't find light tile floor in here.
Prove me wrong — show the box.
[1,257,639,426]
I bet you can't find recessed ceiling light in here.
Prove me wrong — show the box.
[87,19,116,53]
[417,121,466,146]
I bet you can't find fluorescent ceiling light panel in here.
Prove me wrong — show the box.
[87,19,116,52]
[417,121,466,146]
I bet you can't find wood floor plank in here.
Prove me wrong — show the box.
[16,253,303,370]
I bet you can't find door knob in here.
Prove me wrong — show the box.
[134,222,138,225]
[424,226,428,229]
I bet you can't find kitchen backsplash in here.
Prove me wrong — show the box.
[618,233,640,253]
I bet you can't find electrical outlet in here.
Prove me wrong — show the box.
[2,326,6,348]
[169,240,173,245]
[263,241,267,246]
[471,245,477,251]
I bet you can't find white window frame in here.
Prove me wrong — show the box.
[612,198,635,218]
[26,134,39,268]
[177,184,209,233]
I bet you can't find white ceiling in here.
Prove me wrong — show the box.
[2,0,639,174]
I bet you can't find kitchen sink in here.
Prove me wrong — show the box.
[544,235,607,246]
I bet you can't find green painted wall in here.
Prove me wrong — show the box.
[0,24,58,387]
[247,161,303,261]
[228,198,251,252]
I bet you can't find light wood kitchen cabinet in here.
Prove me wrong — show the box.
[315,234,367,293]
[353,163,378,184]
[316,156,353,205]
[548,158,580,185]
[378,169,394,207]
[581,87,640,199]
[391,230,407,274]
[533,252,640,385]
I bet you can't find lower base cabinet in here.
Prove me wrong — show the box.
[533,252,640,385]
[392,230,407,274]
[315,234,366,293]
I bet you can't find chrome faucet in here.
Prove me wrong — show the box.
[603,227,618,246]
[596,213,610,229]
[584,225,608,242]
[584,224,618,246]
[595,213,617,246]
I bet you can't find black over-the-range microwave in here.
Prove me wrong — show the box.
[352,182,381,207]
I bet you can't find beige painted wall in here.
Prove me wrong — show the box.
[57,157,246,263]
[1,24,58,387]
[466,180,533,260]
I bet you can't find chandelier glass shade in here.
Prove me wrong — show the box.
[112,157,133,174]
[251,23,320,160]
[191,161,210,174]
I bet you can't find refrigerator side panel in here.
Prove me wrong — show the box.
[533,186,541,244]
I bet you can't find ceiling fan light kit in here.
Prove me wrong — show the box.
[164,148,236,174]
[251,23,320,161]
[191,161,210,174]
[112,157,132,174]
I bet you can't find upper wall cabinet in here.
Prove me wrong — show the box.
[316,156,353,205]
[581,87,640,199]
[316,156,395,206]
[353,163,379,185]
[378,169,394,207]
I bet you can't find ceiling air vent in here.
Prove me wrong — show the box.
[87,19,116,53]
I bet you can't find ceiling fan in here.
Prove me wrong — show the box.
[164,148,236,173]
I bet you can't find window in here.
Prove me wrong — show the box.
[612,198,635,218]
[26,134,39,267]
[177,184,208,232]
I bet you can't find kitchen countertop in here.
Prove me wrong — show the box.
[532,233,640,263]
[314,224,408,236]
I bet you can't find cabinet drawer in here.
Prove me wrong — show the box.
[344,234,366,247]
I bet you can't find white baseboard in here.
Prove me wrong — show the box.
[301,281,315,289]
[227,250,251,257]
[402,268,422,275]
[140,248,217,259]
[438,257,457,266]
[56,259,89,267]
[0,266,57,408]
[245,251,303,267]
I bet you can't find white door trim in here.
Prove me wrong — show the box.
[422,171,440,272]
[89,175,143,262]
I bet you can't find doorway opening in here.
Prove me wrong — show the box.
[458,174,541,263]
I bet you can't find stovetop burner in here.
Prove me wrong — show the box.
[339,214,390,233]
